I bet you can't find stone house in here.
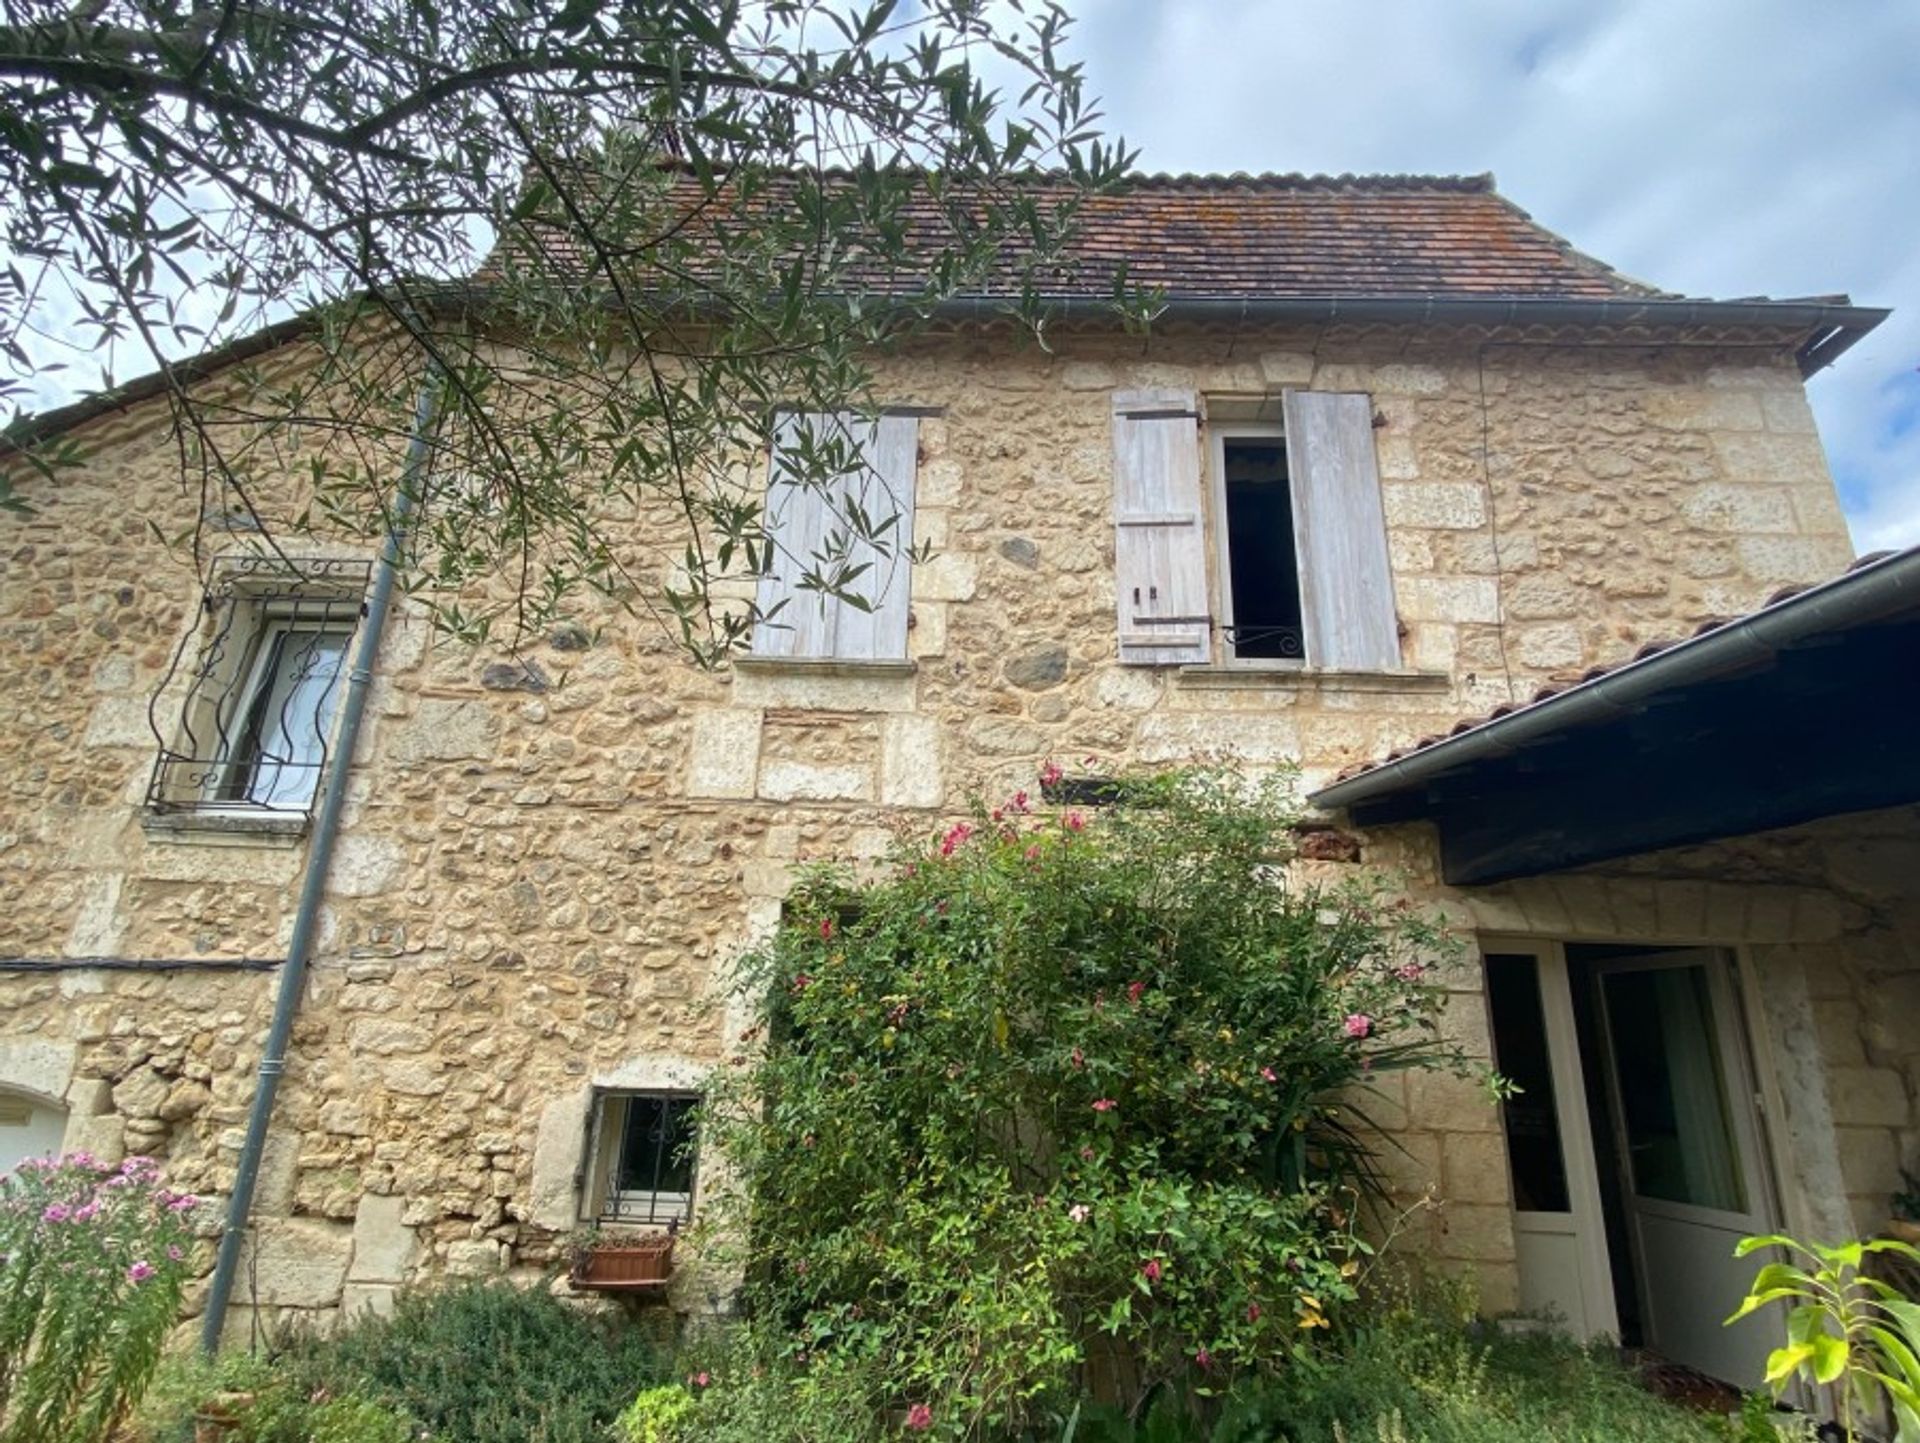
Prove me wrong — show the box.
[1,173,1913,1386]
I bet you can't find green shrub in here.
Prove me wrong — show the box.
[131,1351,427,1443]
[0,1153,200,1443]
[701,767,1494,1436]
[615,1383,699,1443]
[279,1280,663,1443]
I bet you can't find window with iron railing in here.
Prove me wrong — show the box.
[581,1091,699,1227]
[146,557,371,821]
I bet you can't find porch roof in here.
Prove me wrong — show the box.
[1309,545,1920,885]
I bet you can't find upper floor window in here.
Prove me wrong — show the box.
[147,557,369,820]
[751,409,920,663]
[1110,388,1400,671]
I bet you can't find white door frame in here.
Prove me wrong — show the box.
[1481,936,1619,1341]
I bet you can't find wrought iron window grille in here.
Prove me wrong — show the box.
[145,556,373,819]
[582,1091,699,1228]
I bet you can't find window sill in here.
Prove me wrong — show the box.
[142,809,309,847]
[1174,666,1451,694]
[731,656,916,678]
[728,656,919,712]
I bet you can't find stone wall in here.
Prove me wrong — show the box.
[0,319,1863,1331]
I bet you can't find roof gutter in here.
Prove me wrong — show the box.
[924,294,1889,377]
[1310,545,1920,815]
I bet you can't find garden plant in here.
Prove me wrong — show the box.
[695,766,1501,1438]
[0,1152,198,1443]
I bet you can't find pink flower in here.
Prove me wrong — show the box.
[1343,1013,1373,1040]
[41,1204,70,1223]
[72,1201,100,1222]
[939,822,973,856]
[906,1403,934,1431]
[167,1193,198,1213]
[127,1260,156,1283]
[1395,962,1426,983]
[1126,981,1145,1005]
[1091,1098,1116,1113]
[167,1245,184,1262]
[1141,1259,1162,1284]
[820,916,834,940]
[1260,1066,1278,1083]
[1040,760,1063,787]
[694,1371,711,1388]
[1024,844,1042,863]
[1195,1348,1213,1369]
[1064,812,1085,833]
[1010,790,1031,814]
[1068,1203,1091,1223]
[1079,1144,1095,1161]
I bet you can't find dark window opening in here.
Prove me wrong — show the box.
[595,1092,698,1225]
[1485,953,1572,1213]
[1221,440,1304,660]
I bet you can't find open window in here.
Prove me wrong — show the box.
[147,557,370,823]
[1210,426,1306,661]
[1110,388,1401,671]
[581,1091,699,1226]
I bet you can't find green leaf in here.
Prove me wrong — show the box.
[1765,1343,1815,1387]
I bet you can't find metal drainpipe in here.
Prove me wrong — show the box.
[201,370,442,1352]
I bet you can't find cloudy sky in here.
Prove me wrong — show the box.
[1070,0,1920,552]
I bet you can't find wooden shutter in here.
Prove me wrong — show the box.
[752,411,918,661]
[831,413,918,661]
[1283,391,1400,671]
[1111,389,1211,666]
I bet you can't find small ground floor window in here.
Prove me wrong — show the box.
[584,1091,698,1226]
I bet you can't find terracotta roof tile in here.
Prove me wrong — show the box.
[495,168,1665,302]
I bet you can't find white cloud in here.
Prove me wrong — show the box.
[1074,0,1920,551]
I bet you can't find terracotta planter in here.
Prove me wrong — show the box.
[570,1236,676,1292]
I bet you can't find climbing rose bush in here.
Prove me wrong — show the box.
[701,768,1490,1437]
[0,1153,198,1443]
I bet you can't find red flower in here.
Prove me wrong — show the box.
[1091,1097,1116,1112]
[819,917,834,940]
[1247,1302,1262,1322]
[940,822,973,856]
[1141,1258,1162,1284]
[792,973,813,993]
[906,1403,934,1431]
[1126,980,1145,1005]
[1010,789,1031,813]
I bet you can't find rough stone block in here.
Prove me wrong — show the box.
[1441,1132,1512,1205]
[758,760,872,803]
[387,699,496,764]
[0,1038,76,1105]
[348,1194,417,1283]
[1435,1202,1516,1263]
[880,715,944,809]
[1828,1067,1912,1128]
[340,1283,397,1321]
[1514,623,1582,670]
[1258,351,1315,385]
[327,835,405,898]
[239,1218,354,1308]
[1678,483,1795,534]
[1135,713,1299,765]
[1382,483,1485,530]
[731,667,918,713]
[685,709,762,799]
[916,552,977,602]
[445,1238,506,1276]
[82,695,154,748]
[1394,576,1500,624]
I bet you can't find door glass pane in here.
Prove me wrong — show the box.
[1602,966,1745,1212]
[1485,953,1572,1212]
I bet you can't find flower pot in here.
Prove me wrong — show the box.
[570,1236,676,1292]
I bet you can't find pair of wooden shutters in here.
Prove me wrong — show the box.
[751,411,919,661]
[1111,388,1399,671]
